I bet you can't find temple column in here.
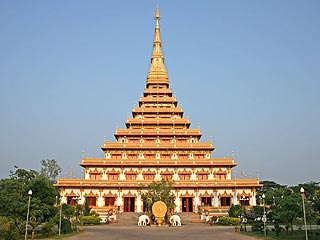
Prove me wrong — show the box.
[136,191,143,213]
[232,192,238,205]
[213,191,219,207]
[97,196,104,207]
[194,189,200,213]
[251,190,256,206]
[175,190,180,213]
[117,189,123,213]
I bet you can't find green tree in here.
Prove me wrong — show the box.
[228,205,244,218]
[314,190,320,214]
[40,159,61,183]
[0,216,19,240]
[271,193,301,232]
[139,179,175,213]
[0,165,59,236]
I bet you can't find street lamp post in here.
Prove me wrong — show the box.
[58,196,63,236]
[262,194,266,237]
[300,187,308,240]
[24,190,32,240]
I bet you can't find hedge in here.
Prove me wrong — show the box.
[216,216,240,226]
[81,216,101,225]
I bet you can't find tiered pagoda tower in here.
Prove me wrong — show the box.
[55,6,261,218]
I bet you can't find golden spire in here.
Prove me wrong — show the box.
[155,4,160,20]
[147,5,168,84]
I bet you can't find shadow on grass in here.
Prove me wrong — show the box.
[241,229,320,239]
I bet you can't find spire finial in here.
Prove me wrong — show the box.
[147,5,168,83]
[155,4,160,20]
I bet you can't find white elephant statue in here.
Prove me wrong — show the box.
[169,215,181,226]
[138,214,150,226]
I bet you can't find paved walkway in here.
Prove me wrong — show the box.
[66,223,259,240]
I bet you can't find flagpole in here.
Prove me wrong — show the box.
[300,187,308,240]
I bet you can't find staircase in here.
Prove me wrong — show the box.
[116,212,203,225]
[178,212,203,223]
[117,212,140,225]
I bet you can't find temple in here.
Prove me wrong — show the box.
[55,6,261,219]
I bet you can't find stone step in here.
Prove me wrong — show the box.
[116,212,202,225]
[174,212,200,223]
[117,212,140,224]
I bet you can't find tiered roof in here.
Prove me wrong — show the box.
[97,5,216,161]
[55,6,262,190]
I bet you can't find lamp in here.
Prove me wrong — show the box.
[300,187,308,240]
[24,190,32,240]
[262,194,266,237]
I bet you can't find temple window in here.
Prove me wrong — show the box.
[240,196,250,206]
[198,174,208,180]
[180,154,188,159]
[161,174,173,180]
[105,197,115,206]
[90,173,101,180]
[216,174,226,180]
[220,197,231,207]
[128,154,137,159]
[108,174,119,180]
[144,174,154,180]
[201,197,212,206]
[86,197,97,207]
[67,196,77,206]
[195,154,204,159]
[145,154,155,158]
[113,154,122,159]
[179,174,190,180]
[126,174,137,180]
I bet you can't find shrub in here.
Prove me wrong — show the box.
[216,216,240,226]
[61,219,72,234]
[81,216,101,225]
[251,221,263,231]
[0,216,19,240]
[41,222,55,237]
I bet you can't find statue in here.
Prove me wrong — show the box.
[152,201,167,226]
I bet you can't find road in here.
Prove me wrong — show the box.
[66,223,259,240]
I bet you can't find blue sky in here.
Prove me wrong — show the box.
[0,1,319,186]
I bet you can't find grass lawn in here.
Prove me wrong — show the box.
[22,231,82,239]
[48,231,83,239]
[242,229,320,239]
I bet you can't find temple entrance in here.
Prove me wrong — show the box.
[124,197,135,212]
[182,197,193,212]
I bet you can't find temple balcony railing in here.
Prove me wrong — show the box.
[54,178,262,188]
[114,128,201,136]
[79,157,235,167]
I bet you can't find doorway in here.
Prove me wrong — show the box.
[182,197,193,212]
[124,197,135,212]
